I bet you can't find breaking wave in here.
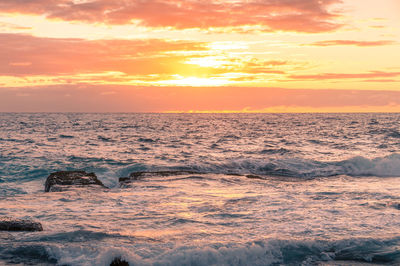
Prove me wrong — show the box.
[4,236,398,266]
[135,153,400,179]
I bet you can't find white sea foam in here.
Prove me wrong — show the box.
[15,237,400,265]
[132,153,400,179]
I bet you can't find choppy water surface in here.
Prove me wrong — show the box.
[1,113,400,265]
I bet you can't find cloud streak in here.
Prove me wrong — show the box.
[309,40,397,47]
[0,33,209,76]
[290,71,400,80]
[0,0,343,33]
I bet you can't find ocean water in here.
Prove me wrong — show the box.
[0,113,400,265]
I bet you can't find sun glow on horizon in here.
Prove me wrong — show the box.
[185,56,230,68]
[155,76,233,87]
[0,0,399,111]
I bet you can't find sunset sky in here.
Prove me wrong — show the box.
[0,0,399,112]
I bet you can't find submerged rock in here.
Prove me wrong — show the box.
[110,257,129,266]
[0,217,43,231]
[44,171,106,192]
[119,170,203,183]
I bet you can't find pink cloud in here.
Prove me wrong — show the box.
[0,34,294,78]
[0,0,343,33]
[0,33,208,76]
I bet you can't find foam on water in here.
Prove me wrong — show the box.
[3,235,400,265]
[190,153,400,178]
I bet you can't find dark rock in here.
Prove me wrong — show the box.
[246,174,265,180]
[44,171,106,192]
[119,170,203,183]
[118,177,132,183]
[110,257,129,266]
[0,217,43,231]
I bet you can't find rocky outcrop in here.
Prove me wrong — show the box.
[119,170,203,183]
[110,257,129,266]
[44,171,106,192]
[0,217,43,231]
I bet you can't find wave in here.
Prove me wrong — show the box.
[138,138,156,143]
[32,230,127,243]
[98,136,114,142]
[0,245,57,265]
[144,238,400,266]
[59,134,75,139]
[260,148,291,155]
[387,130,400,138]
[176,153,400,179]
[6,236,397,266]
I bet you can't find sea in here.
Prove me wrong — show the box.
[0,113,400,265]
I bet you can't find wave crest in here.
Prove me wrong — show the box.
[174,153,400,178]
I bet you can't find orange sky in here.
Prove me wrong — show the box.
[0,0,399,112]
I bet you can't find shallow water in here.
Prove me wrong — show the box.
[0,113,400,265]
